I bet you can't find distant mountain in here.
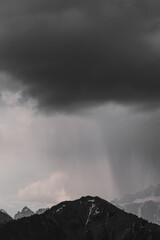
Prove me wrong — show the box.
[14,206,34,220]
[0,196,160,239]
[14,206,48,220]
[0,210,12,226]
[112,184,160,225]
[36,208,48,215]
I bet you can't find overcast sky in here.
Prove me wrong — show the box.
[0,0,160,217]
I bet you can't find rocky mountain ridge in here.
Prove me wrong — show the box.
[14,206,48,219]
[14,206,35,220]
[0,210,12,226]
[0,196,160,239]
[0,206,48,223]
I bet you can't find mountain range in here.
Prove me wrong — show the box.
[0,196,160,239]
[112,184,160,225]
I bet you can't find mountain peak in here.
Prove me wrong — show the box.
[1,196,160,239]
[22,206,32,212]
[14,206,34,220]
[0,209,12,225]
[0,209,9,216]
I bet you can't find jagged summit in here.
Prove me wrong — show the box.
[14,206,48,219]
[14,206,34,220]
[0,196,160,239]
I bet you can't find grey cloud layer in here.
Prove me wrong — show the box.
[0,0,160,111]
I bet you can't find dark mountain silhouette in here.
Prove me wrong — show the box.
[0,196,160,239]
[0,210,12,226]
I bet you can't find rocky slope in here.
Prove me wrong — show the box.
[36,208,48,215]
[14,206,35,220]
[0,196,160,239]
[14,206,47,219]
[0,210,12,226]
[112,184,160,225]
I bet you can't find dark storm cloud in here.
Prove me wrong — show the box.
[0,0,160,111]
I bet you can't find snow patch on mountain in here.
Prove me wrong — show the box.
[86,203,96,226]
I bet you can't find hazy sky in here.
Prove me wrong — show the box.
[0,0,160,216]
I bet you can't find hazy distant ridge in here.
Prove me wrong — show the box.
[112,184,160,225]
